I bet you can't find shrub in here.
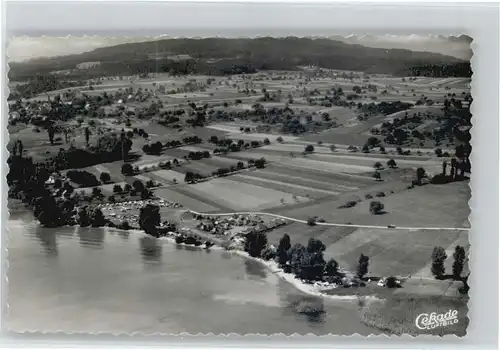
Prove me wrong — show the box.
[338,201,357,209]
[307,217,317,226]
[375,192,385,197]
[387,159,397,168]
[108,195,116,203]
[304,144,314,153]
[276,136,284,143]
[261,247,276,261]
[365,194,373,199]
[435,148,443,157]
[385,276,399,288]
[369,201,384,214]
[124,184,132,192]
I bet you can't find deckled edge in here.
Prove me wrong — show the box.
[2,33,472,341]
[2,12,11,336]
[466,32,475,342]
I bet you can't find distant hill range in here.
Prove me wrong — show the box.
[8,37,472,81]
[328,34,473,61]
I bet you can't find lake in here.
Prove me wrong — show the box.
[6,211,377,335]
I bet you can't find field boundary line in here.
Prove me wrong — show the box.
[184,210,471,232]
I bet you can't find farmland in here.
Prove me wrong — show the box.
[9,65,471,304]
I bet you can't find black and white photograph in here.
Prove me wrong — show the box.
[4,2,476,338]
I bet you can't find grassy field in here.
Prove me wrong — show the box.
[359,294,468,336]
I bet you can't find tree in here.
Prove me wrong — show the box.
[90,208,106,227]
[442,160,448,176]
[330,144,336,152]
[372,171,381,181]
[450,158,457,179]
[369,201,384,215]
[184,171,196,184]
[244,231,268,258]
[298,251,326,281]
[12,140,18,157]
[307,238,326,254]
[325,258,339,277]
[48,125,55,145]
[121,131,129,160]
[416,167,426,184]
[452,245,466,280]
[304,144,314,153]
[139,204,161,236]
[84,127,90,147]
[431,246,447,278]
[362,144,370,153]
[374,161,383,170]
[76,206,91,227]
[141,189,152,200]
[435,148,443,157]
[113,184,123,193]
[276,136,284,143]
[132,180,145,192]
[100,172,111,184]
[277,234,291,266]
[124,184,132,192]
[356,254,369,279]
[289,243,306,275]
[91,187,103,199]
[387,159,397,168]
[254,158,266,169]
[121,163,134,176]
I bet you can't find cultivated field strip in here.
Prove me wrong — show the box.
[155,187,221,213]
[230,173,339,199]
[178,161,220,175]
[309,153,438,168]
[149,169,185,183]
[268,163,374,187]
[188,178,309,211]
[246,168,360,192]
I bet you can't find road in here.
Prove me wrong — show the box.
[183,209,470,232]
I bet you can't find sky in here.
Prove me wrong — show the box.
[6,2,473,62]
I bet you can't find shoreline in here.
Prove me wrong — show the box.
[230,250,381,303]
[7,207,380,302]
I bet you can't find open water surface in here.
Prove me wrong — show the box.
[6,211,376,335]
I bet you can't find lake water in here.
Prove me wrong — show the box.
[6,211,376,335]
